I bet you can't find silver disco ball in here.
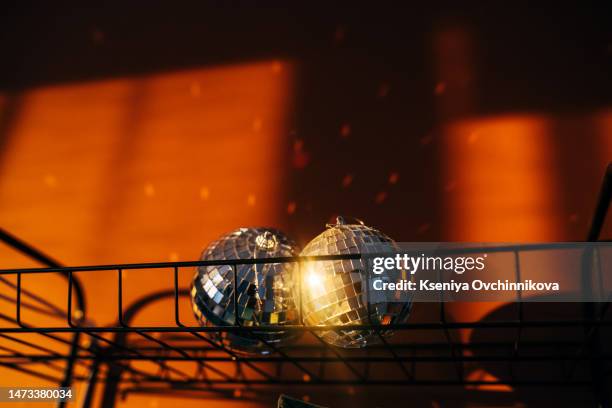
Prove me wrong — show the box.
[299,216,412,348]
[191,227,301,355]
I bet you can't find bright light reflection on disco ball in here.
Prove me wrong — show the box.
[191,227,300,355]
[299,216,412,348]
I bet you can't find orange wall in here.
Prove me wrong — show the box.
[0,60,293,408]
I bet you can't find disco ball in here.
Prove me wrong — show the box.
[191,227,301,355]
[299,216,412,348]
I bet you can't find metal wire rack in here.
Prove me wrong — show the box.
[0,165,610,408]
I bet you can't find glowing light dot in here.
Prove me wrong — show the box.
[375,191,387,204]
[435,82,446,95]
[73,310,83,320]
[468,131,479,144]
[169,252,179,262]
[233,389,242,398]
[271,61,282,73]
[247,194,256,206]
[388,172,399,184]
[144,183,155,197]
[340,123,351,138]
[287,201,297,215]
[252,118,263,132]
[199,187,210,200]
[302,395,311,402]
[292,140,310,169]
[43,174,57,188]
[293,139,304,152]
[342,174,353,188]
[302,374,311,382]
[190,82,201,98]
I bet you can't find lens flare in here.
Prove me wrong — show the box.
[299,216,412,348]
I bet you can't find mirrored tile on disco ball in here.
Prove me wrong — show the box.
[191,228,301,355]
[299,216,412,348]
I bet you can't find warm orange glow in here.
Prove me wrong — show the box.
[442,114,561,242]
[0,61,294,265]
[0,61,294,408]
[442,115,561,336]
[441,111,612,393]
[596,109,612,238]
[433,26,475,120]
[465,369,513,393]
[441,114,559,393]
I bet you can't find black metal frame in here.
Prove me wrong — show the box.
[0,164,610,408]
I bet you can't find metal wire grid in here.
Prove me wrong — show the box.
[0,249,610,406]
[0,164,609,407]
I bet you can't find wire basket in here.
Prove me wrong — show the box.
[0,165,610,408]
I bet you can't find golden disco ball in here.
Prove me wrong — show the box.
[191,227,301,355]
[299,216,412,348]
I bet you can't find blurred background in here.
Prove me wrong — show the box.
[0,3,611,407]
